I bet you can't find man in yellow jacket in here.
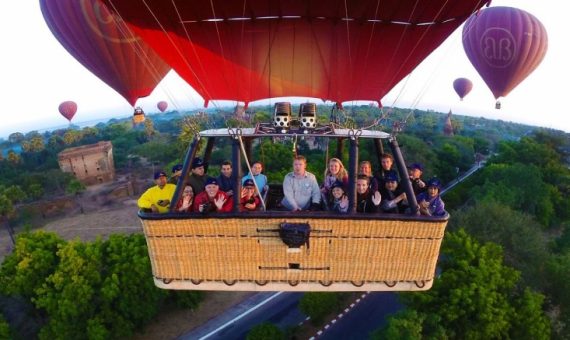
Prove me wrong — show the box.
[138,170,177,213]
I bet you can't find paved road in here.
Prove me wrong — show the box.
[319,293,402,340]
[180,292,304,340]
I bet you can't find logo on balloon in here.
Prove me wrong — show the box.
[479,28,517,68]
[79,0,139,44]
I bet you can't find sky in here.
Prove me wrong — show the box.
[0,1,568,138]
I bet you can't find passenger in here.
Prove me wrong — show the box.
[359,160,379,192]
[408,163,426,195]
[242,161,268,196]
[137,170,176,213]
[417,178,446,217]
[169,163,183,185]
[380,171,408,214]
[321,158,349,198]
[356,175,381,213]
[240,179,262,212]
[327,180,349,213]
[281,155,321,211]
[187,157,208,194]
[217,160,235,197]
[193,177,233,213]
[175,185,194,213]
[375,153,396,188]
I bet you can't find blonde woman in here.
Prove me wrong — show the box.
[321,158,348,196]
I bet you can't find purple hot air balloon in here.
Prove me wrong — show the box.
[157,101,168,112]
[40,0,170,106]
[462,6,548,102]
[453,78,473,101]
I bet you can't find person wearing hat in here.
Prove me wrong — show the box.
[408,163,426,195]
[327,180,349,213]
[380,170,408,214]
[187,157,208,195]
[240,179,261,212]
[193,177,233,213]
[356,175,382,213]
[169,163,184,185]
[417,178,445,217]
[241,161,268,197]
[137,170,177,213]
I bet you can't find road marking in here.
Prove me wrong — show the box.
[198,291,283,339]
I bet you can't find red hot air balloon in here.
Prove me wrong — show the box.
[101,0,489,107]
[462,6,548,102]
[58,101,77,122]
[157,101,168,112]
[453,78,473,101]
[40,0,170,106]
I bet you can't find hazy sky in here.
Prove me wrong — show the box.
[0,1,568,138]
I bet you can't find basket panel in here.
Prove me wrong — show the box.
[142,217,446,289]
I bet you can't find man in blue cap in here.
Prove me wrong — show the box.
[169,163,183,185]
[380,170,408,214]
[417,178,446,217]
[408,162,426,195]
[193,177,233,213]
[137,170,176,213]
[187,157,208,195]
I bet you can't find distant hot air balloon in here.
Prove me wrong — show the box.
[58,101,77,122]
[462,6,548,106]
[157,101,168,112]
[40,0,170,106]
[453,78,473,101]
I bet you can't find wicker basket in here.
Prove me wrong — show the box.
[141,212,448,291]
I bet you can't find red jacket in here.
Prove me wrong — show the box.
[240,195,262,212]
[193,190,233,213]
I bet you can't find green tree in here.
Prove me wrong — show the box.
[8,132,25,144]
[299,292,339,325]
[0,314,10,340]
[246,322,284,340]
[449,201,549,288]
[3,185,27,203]
[63,130,82,145]
[7,151,20,164]
[26,183,45,200]
[393,229,550,339]
[66,179,86,195]
[370,309,433,340]
[0,231,65,298]
[30,135,46,152]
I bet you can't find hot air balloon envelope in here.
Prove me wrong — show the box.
[453,78,473,100]
[41,0,170,106]
[157,101,168,112]
[462,6,548,99]
[101,0,489,106]
[58,101,77,122]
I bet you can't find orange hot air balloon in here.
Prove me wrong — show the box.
[40,0,170,106]
[58,101,77,122]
